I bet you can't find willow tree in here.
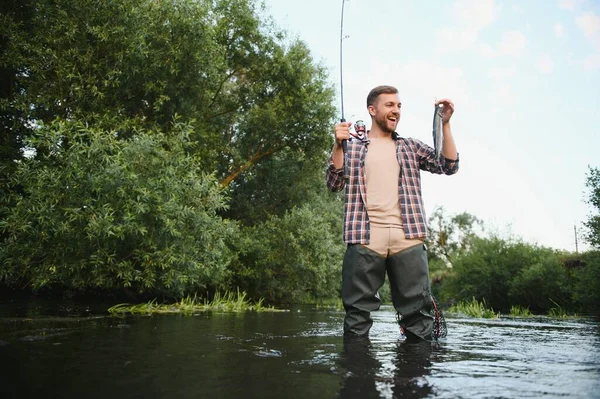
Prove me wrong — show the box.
[0,0,337,296]
[1,0,335,181]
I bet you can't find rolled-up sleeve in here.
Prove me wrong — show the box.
[414,138,459,176]
[441,154,459,175]
[325,157,345,192]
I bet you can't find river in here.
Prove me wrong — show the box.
[0,300,598,398]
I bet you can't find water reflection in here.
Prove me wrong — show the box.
[388,342,438,398]
[339,335,439,399]
[339,335,380,398]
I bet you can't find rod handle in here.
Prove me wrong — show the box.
[341,118,347,153]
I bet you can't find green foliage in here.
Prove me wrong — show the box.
[229,195,345,304]
[225,149,337,226]
[583,166,600,248]
[0,119,235,295]
[440,233,600,315]
[448,297,499,319]
[1,0,338,301]
[508,254,575,312]
[107,289,277,315]
[443,236,564,312]
[547,298,577,318]
[426,207,483,267]
[1,0,336,187]
[572,251,600,314]
[509,305,533,317]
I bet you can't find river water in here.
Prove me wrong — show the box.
[0,301,598,399]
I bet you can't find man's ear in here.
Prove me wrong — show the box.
[368,105,375,117]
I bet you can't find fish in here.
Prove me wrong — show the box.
[432,103,443,160]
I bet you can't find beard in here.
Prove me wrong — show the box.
[374,114,398,134]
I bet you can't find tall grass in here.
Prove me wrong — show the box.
[547,298,577,319]
[509,305,533,317]
[448,297,500,319]
[108,289,281,315]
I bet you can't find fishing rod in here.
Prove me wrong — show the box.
[339,0,365,158]
[339,0,348,153]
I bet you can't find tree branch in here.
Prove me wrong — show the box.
[219,146,278,188]
[208,69,239,110]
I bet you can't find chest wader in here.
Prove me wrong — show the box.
[342,243,435,341]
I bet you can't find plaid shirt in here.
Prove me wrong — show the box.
[326,134,459,243]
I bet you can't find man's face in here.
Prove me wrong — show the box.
[369,93,402,134]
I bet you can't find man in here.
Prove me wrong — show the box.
[326,85,459,342]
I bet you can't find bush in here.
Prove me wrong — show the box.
[572,251,600,315]
[0,119,235,296]
[508,255,575,313]
[443,236,562,312]
[229,197,344,304]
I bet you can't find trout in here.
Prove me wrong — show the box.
[432,104,443,160]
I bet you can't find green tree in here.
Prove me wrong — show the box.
[443,236,561,312]
[426,207,483,267]
[573,251,600,314]
[229,192,344,304]
[0,119,235,296]
[1,0,338,299]
[583,166,600,248]
[508,255,575,313]
[1,0,335,188]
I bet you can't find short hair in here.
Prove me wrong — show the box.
[366,85,398,107]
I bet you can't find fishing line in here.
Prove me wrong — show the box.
[339,0,365,159]
[339,0,347,124]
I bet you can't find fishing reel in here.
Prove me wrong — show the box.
[349,120,366,141]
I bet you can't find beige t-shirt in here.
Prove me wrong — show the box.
[364,137,403,227]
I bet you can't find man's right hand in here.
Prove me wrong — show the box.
[334,122,352,148]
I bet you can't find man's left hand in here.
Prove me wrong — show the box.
[435,98,454,124]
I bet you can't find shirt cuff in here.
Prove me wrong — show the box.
[328,158,344,174]
[443,153,459,163]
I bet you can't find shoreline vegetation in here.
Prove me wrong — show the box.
[108,290,285,315]
[446,297,579,319]
[105,293,581,319]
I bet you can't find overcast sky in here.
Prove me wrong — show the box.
[260,0,600,252]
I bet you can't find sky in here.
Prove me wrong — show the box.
[259,0,600,252]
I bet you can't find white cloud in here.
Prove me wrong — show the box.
[453,0,498,30]
[537,54,554,74]
[558,0,586,11]
[488,65,517,79]
[554,23,565,38]
[559,0,575,10]
[498,31,528,55]
[511,5,525,15]
[435,0,499,53]
[576,11,600,50]
[436,28,479,52]
[573,11,600,69]
[581,53,600,70]
[491,85,515,106]
[481,30,528,57]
